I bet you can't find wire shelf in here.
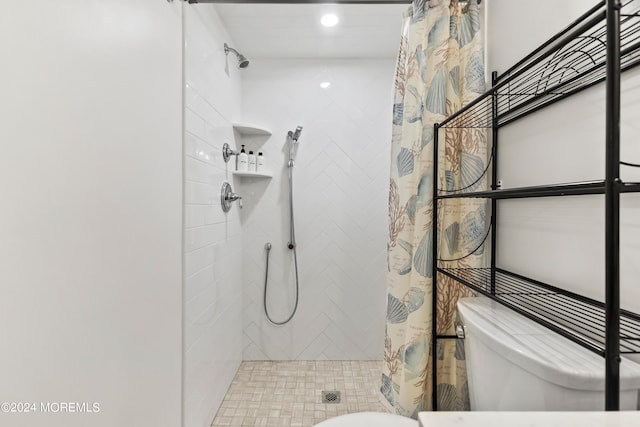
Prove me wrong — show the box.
[436,179,607,199]
[439,0,640,129]
[436,179,640,199]
[438,267,640,355]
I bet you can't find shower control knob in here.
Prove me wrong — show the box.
[220,182,242,212]
[227,192,243,208]
[222,142,238,163]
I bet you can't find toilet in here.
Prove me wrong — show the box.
[313,412,418,427]
[458,296,640,410]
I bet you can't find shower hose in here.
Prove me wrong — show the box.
[263,163,299,325]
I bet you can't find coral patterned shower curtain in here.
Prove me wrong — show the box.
[383,0,487,416]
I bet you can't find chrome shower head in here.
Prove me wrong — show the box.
[224,43,250,69]
[237,55,250,68]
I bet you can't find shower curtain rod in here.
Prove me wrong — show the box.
[189,0,407,2]
[188,0,481,4]
[187,0,411,3]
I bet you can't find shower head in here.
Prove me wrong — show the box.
[224,43,250,68]
[287,125,303,167]
[238,56,250,68]
[288,126,303,142]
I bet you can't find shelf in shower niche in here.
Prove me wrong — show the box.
[232,170,272,178]
[232,123,272,137]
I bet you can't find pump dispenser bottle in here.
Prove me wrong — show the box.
[257,152,266,173]
[248,150,257,172]
[237,145,248,172]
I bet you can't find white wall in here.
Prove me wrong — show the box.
[183,5,244,427]
[0,1,182,427]
[486,1,640,328]
[239,59,394,360]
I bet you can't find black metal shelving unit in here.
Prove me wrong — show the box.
[431,0,640,411]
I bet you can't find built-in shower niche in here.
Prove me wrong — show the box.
[229,123,273,217]
[232,123,273,178]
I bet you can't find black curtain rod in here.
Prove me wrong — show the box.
[188,0,481,4]
[188,0,413,3]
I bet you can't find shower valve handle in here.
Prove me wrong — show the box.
[222,142,238,163]
[220,182,242,212]
[227,192,243,208]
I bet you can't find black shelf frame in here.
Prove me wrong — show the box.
[436,180,607,200]
[430,0,640,412]
[435,1,640,130]
[436,180,640,199]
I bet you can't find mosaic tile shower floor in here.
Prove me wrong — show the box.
[211,360,390,427]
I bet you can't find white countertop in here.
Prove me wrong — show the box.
[418,412,640,427]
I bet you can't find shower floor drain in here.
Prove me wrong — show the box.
[321,391,341,404]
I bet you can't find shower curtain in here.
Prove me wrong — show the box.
[383,0,487,416]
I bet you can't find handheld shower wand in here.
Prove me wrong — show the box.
[287,126,303,167]
[289,126,303,142]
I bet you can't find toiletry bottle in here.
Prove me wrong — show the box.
[257,152,266,173]
[248,150,257,172]
[237,145,248,172]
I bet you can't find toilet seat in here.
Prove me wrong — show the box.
[313,412,418,427]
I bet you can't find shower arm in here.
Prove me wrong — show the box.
[224,43,240,57]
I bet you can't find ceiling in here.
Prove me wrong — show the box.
[214,4,409,59]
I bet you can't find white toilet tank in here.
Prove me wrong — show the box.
[313,412,417,427]
[457,296,640,410]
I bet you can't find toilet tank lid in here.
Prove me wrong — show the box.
[457,297,640,391]
[313,412,418,427]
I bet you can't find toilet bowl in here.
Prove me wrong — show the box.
[313,412,418,427]
[458,296,640,410]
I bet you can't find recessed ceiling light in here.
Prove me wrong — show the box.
[321,14,339,27]
[317,70,333,90]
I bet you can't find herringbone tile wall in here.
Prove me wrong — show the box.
[237,59,395,360]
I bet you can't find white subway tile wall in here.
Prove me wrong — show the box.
[183,5,244,427]
[239,59,395,360]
